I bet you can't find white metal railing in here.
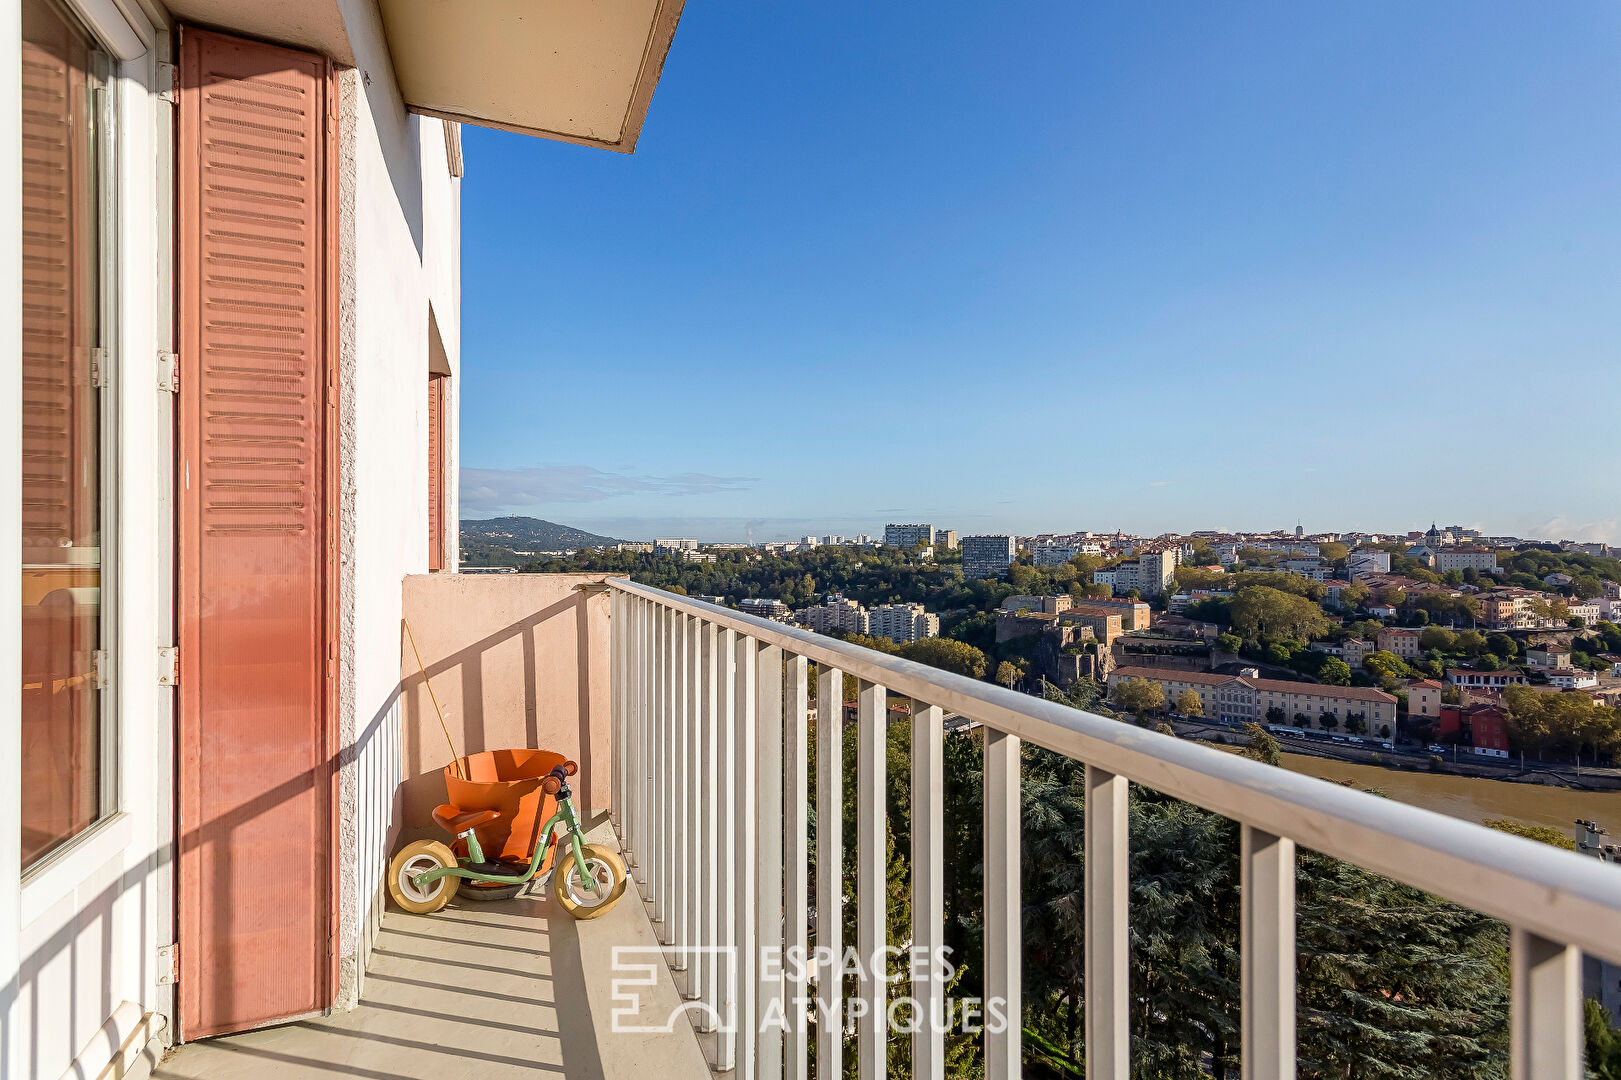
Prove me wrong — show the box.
[606,578,1621,1080]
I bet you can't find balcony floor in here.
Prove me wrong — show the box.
[154,829,709,1080]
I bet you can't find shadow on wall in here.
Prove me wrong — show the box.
[395,574,618,849]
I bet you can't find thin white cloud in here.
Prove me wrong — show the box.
[461,465,756,513]
[1524,516,1620,545]
[1149,480,1171,488]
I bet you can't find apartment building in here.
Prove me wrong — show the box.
[867,602,940,645]
[938,529,958,550]
[1107,667,1398,732]
[962,534,1017,579]
[1349,550,1392,578]
[1435,548,1501,575]
[738,597,791,621]
[1438,704,1512,758]
[1407,678,1443,720]
[1482,588,1556,630]
[883,523,935,548]
[654,538,701,554]
[1376,626,1423,659]
[1135,547,1180,598]
[796,593,868,635]
[1033,544,1083,567]
[1568,599,1602,627]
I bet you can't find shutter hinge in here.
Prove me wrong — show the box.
[156,61,177,105]
[158,645,179,687]
[90,347,106,389]
[156,943,178,985]
[157,350,179,393]
[92,649,109,690]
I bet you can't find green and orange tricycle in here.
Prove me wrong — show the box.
[388,748,627,919]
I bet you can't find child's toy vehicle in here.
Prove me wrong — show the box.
[387,750,625,919]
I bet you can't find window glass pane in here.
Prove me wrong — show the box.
[21,0,104,868]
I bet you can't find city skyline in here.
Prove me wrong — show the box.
[459,508,1609,548]
[458,1,1620,545]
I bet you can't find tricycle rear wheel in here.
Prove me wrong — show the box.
[388,839,461,914]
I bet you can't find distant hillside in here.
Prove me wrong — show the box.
[459,517,621,566]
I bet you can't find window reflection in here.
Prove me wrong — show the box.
[21,0,104,868]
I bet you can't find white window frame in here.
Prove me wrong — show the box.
[19,0,156,887]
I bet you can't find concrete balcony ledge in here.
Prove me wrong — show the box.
[154,828,708,1080]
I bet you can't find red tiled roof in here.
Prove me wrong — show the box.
[1110,667,1397,703]
[1110,666,1237,687]
[1244,678,1398,704]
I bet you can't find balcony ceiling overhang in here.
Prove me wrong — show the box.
[377,0,684,153]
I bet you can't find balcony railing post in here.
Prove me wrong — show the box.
[1511,927,1582,1080]
[1085,764,1129,1080]
[911,702,945,1080]
[735,634,760,1080]
[718,627,740,1066]
[699,619,720,1028]
[652,603,667,935]
[628,597,644,879]
[756,643,785,1080]
[682,613,700,985]
[671,606,690,960]
[641,598,656,903]
[984,730,1021,1080]
[611,588,624,852]
[1241,825,1296,1080]
[665,605,679,943]
[814,664,845,1080]
[783,653,811,1080]
[856,681,888,1080]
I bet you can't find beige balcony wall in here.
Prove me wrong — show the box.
[397,573,617,845]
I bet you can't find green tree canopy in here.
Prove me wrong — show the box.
[1229,585,1333,644]
[1112,677,1165,717]
[899,636,988,679]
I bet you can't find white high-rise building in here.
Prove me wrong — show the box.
[867,603,940,645]
[1348,550,1391,578]
[962,534,1017,580]
[884,523,935,548]
[654,538,701,554]
[1135,547,1180,597]
[796,593,868,635]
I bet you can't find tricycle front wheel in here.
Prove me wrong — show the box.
[388,839,461,914]
[552,843,627,919]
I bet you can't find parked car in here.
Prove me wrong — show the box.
[1330,735,1347,743]
[1346,735,1364,744]
[1426,743,1446,753]
[1380,742,1394,750]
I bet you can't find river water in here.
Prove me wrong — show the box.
[1280,752,1617,839]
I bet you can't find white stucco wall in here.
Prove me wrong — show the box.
[333,0,461,1008]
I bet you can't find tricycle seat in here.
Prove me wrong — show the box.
[432,803,500,836]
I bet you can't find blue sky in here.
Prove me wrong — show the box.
[458,1,1621,544]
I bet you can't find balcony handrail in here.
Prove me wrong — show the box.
[606,576,1621,965]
